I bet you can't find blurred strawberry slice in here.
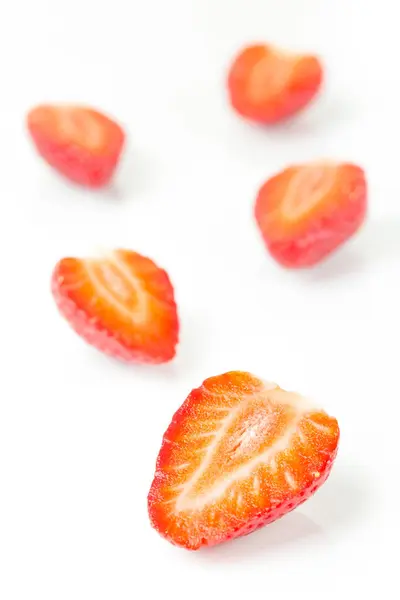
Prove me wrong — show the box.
[27,104,125,187]
[52,249,179,363]
[255,161,367,267]
[228,44,323,124]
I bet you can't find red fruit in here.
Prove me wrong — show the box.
[227,44,323,124]
[51,249,179,364]
[255,161,367,268]
[148,371,339,550]
[27,104,125,188]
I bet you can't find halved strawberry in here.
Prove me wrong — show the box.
[51,250,179,364]
[227,44,323,124]
[148,371,339,550]
[255,161,367,268]
[27,104,125,188]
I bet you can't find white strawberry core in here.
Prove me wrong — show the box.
[174,383,322,512]
[57,106,104,151]
[84,251,148,323]
[281,163,338,220]
[249,49,297,104]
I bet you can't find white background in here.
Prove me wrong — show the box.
[0,0,398,597]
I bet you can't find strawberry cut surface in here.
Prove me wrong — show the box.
[52,249,179,364]
[255,161,367,268]
[148,371,339,550]
[27,104,125,188]
[228,44,323,124]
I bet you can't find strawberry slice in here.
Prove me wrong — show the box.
[227,44,323,124]
[51,250,179,364]
[255,161,367,268]
[27,104,125,188]
[148,371,339,550]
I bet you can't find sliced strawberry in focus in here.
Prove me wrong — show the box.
[51,250,179,364]
[227,44,323,124]
[148,371,339,550]
[27,104,125,188]
[255,161,367,268]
